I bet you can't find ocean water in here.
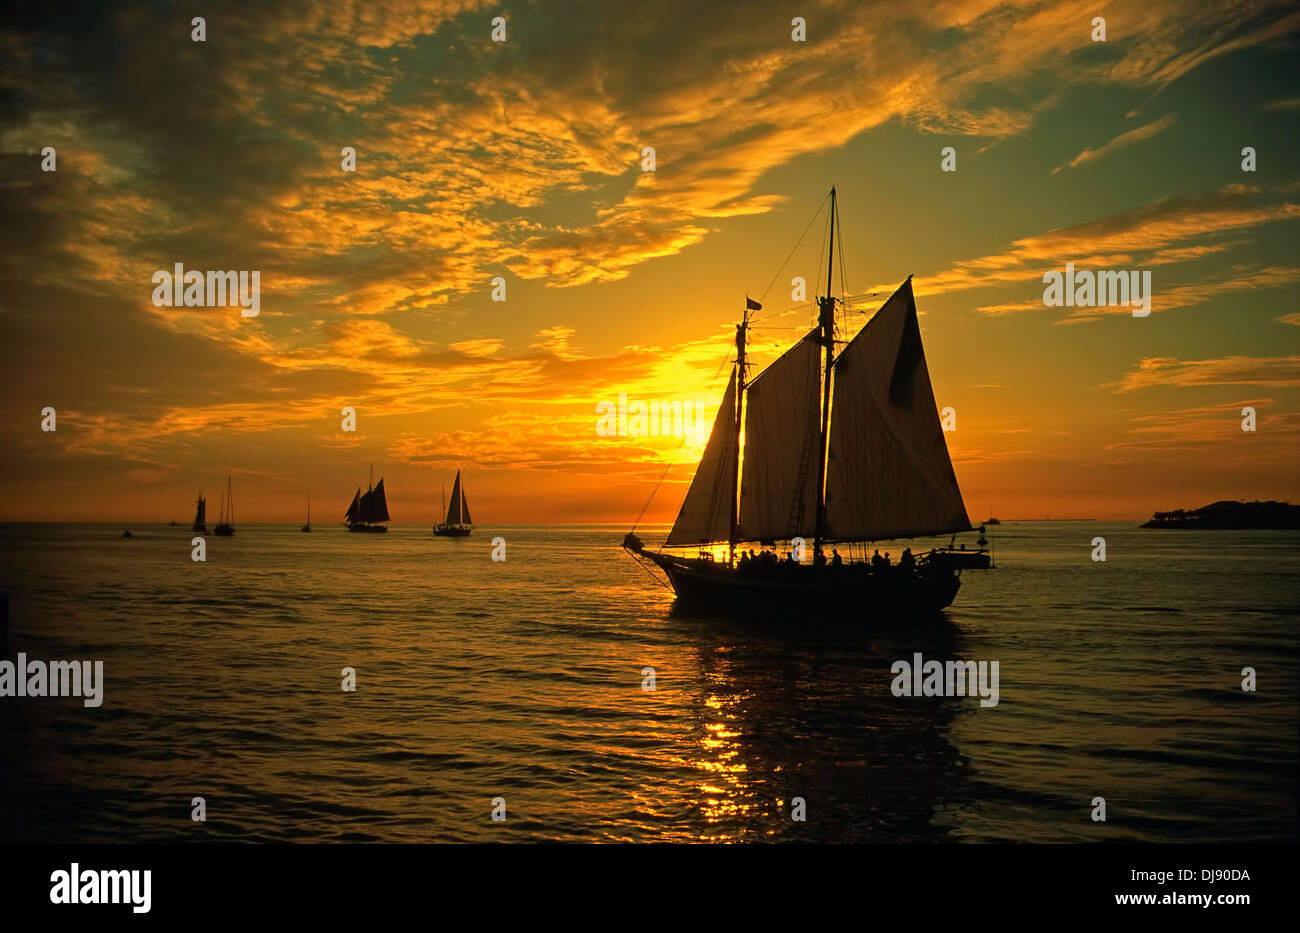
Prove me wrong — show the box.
[0,521,1295,843]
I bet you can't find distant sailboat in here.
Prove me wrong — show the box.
[192,493,207,534]
[302,493,311,532]
[433,470,473,537]
[213,476,235,536]
[345,466,390,533]
[622,187,990,615]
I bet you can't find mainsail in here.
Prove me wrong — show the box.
[665,368,738,547]
[738,331,821,542]
[824,278,971,540]
[193,496,205,527]
[359,478,390,523]
[446,471,471,524]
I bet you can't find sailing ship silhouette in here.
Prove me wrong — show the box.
[623,188,990,614]
[213,475,235,536]
[433,470,473,537]
[191,492,207,534]
[344,466,390,532]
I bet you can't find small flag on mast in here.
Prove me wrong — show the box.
[746,297,762,311]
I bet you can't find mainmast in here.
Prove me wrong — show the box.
[813,187,836,561]
[728,306,749,566]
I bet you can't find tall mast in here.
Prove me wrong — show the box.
[728,307,748,566]
[813,187,836,560]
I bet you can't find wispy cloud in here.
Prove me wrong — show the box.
[1108,356,1300,391]
[1052,114,1176,174]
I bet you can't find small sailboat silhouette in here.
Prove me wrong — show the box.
[433,470,473,537]
[192,492,207,534]
[213,476,235,536]
[302,493,311,532]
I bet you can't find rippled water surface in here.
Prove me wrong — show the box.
[0,521,1296,842]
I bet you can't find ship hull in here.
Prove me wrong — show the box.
[213,525,234,536]
[432,524,472,537]
[346,523,388,533]
[631,546,984,617]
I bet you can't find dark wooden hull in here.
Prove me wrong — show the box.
[213,525,234,536]
[346,523,388,533]
[192,524,207,534]
[432,524,472,537]
[632,547,984,617]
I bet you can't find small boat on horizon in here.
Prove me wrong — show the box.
[213,475,235,536]
[302,493,311,532]
[192,493,207,534]
[344,466,389,533]
[432,470,473,537]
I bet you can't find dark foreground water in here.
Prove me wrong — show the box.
[0,521,1295,843]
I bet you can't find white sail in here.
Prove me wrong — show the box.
[738,331,820,541]
[665,368,738,547]
[824,278,971,540]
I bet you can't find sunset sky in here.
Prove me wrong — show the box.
[2,0,1298,524]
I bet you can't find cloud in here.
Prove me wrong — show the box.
[973,265,1300,318]
[887,185,1300,300]
[1052,114,1176,174]
[1103,400,1300,452]
[1108,356,1300,391]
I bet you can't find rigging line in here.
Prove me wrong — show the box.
[631,461,672,533]
[631,342,732,533]
[631,552,674,590]
[749,300,816,324]
[756,191,830,306]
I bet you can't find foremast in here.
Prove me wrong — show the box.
[812,186,837,562]
[728,307,748,566]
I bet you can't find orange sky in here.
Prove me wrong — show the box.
[1,1,1298,524]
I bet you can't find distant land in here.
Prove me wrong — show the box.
[1142,500,1300,530]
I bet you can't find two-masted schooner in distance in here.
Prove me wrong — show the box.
[192,492,207,534]
[433,470,473,537]
[213,475,235,536]
[623,187,990,615]
[344,466,390,532]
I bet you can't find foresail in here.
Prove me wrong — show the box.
[738,331,820,542]
[448,472,462,524]
[665,368,737,547]
[824,278,971,540]
[345,489,361,523]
